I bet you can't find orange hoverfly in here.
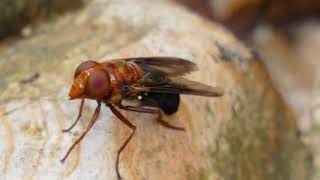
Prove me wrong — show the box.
[60,57,223,179]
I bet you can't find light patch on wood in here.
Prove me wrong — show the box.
[0,107,16,175]
[27,102,49,180]
[62,145,81,178]
[43,100,65,173]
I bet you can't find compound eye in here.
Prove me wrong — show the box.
[86,70,110,99]
[74,60,99,78]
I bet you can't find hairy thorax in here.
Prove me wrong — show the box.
[102,60,143,104]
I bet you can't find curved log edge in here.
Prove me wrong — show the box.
[0,0,312,180]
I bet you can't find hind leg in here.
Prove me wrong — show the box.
[119,104,185,131]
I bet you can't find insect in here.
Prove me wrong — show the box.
[60,57,223,179]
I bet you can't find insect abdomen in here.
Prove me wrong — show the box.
[140,92,180,115]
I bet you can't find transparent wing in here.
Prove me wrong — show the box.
[134,77,224,97]
[123,57,198,77]
[120,57,223,97]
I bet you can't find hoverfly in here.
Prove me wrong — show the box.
[60,57,223,179]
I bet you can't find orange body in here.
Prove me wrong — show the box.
[101,60,143,104]
[64,57,224,180]
[68,59,143,105]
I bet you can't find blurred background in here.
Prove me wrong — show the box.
[0,0,319,179]
[176,0,320,127]
[174,0,320,178]
[2,0,318,124]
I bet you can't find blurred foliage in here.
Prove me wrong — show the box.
[0,0,26,39]
[0,0,83,40]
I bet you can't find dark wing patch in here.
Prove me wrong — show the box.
[134,77,224,97]
[124,57,198,77]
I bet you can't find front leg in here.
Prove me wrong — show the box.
[62,98,85,132]
[119,103,185,131]
[61,100,101,163]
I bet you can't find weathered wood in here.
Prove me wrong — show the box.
[251,21,320,180]
[0,0,311,179]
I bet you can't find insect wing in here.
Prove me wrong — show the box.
[124,57,198,76]
[136,77,224,97]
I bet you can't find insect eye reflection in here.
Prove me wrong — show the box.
[74,60,99,78]
[86,70,110,99]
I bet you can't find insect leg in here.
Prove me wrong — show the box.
[119,104,185,131]
[60,100,101,163]
[157,114,185,131]
[62,98,85,132]
[109,105,136,180]
[119,104,156,114]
